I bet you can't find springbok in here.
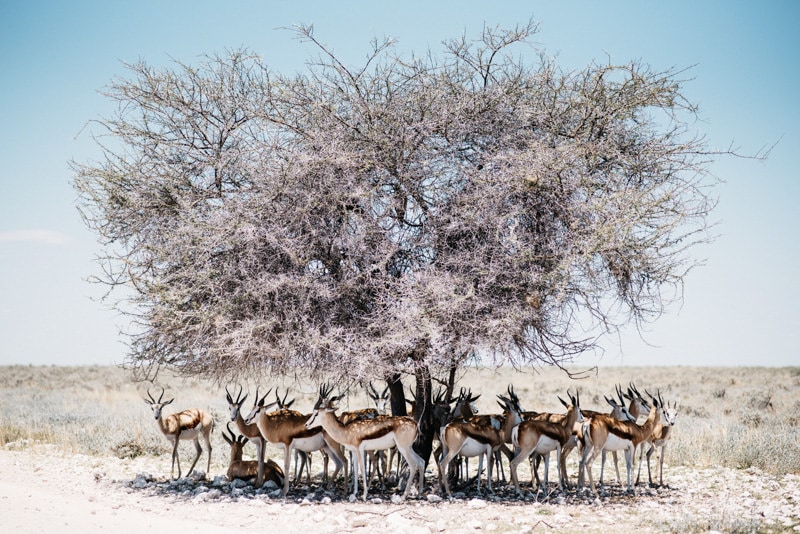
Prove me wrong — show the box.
[244,388,346,496]
[437,391,522,496]
[305,384,425,501]
[509,391,583,495]
[637,390,678,486]
[222,423,285,487]
[144,388,213,480]
[225,385,272,485]
[580,392,663,497]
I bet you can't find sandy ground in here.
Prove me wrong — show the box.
[2,445,799,533]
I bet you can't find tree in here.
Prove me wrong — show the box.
[73,22,718,462]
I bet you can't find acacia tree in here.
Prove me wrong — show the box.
[74,23,717,461]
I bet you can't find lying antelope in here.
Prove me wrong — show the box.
[226,385,271,485]
[305,384,425,501]
[144,388,214,480]
[580,392,662,497]
[222,423,285,487]
[509,390,583,495]
[244,388,345,496]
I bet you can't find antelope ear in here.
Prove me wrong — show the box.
[164,398,175,406]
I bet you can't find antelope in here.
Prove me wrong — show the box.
[598,383,651,486]
[226,385,272,485]
[437,391,522,496]
[305,384,425,501]
[144,388,214,480]
[222,423,285,487]
[580,391,663,497]
[244,388,345,496]
[573,384,647,487]
[274,388,317,485]
[447,387,482,483]
[509,390,583,495]
[363,382,392,483]
[636,390,678,486]
[336,385,386,489]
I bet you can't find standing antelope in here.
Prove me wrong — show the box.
[575,384,647,487]
[274,388,318,485]
[580,392,662,497]
[305,384,425,501]
[636,391,678,486]
[226,385,272,485]
[509,391,583,495]
[222,423,285,487]
[437,391,522,496]
[244,388,345,496]
[144,388,214,480]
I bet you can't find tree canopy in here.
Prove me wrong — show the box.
[73,23,716,385]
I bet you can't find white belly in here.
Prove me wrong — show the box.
[533,435,558,455]
[292,433,326,452]
[459,437,490,458]
[361,432,396,451]
[178,425,203,440]
[603,433,632,452]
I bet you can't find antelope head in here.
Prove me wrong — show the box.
[144,387,174,419]
[243,386,276,424]
[275,388,296,410]
[222,422,248,461]
[558,389,584,423]
[305,383,342,429]
[225,384,248,421]
[605,393,637,422]
[367,382,391,415]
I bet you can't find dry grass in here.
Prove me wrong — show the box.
[1,364,798,480]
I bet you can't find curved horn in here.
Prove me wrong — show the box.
[257,387,272,407]
[367,382,379,400]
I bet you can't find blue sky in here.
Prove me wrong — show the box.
[1,1,797,367]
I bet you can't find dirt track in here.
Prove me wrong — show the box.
[2,446,798,533]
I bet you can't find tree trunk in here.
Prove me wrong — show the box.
[412,361,435,468]
[386,373,407,416]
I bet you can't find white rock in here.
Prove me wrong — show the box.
[467,498,487,508]
[426,494,442,503]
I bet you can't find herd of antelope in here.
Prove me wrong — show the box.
[143,381,678,501]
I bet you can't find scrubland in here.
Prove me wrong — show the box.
[1,364,799,533]
[2,364,799,477]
